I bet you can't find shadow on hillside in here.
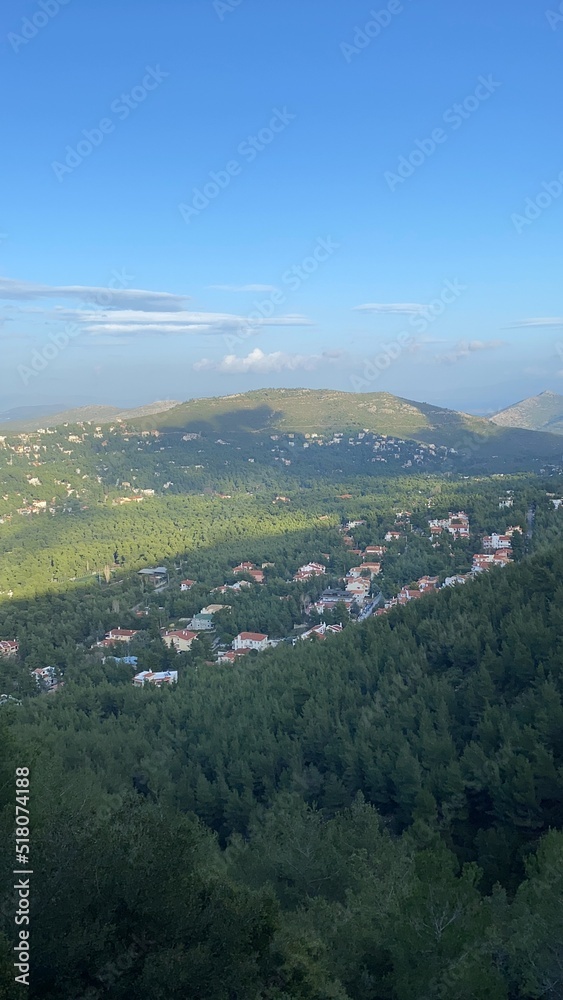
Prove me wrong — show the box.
[406,403,563,463]
[158,405,283,437]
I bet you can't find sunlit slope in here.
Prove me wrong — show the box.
[129,387,563,459]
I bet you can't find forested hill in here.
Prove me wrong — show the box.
[128,387,563,461]
[2,540,563,998]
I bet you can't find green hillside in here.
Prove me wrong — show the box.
[130,388,486,437]
[129,387,563,461]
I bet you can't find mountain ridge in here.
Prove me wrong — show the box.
[492,390,563,434]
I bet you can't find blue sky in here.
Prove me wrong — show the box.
[1,0,563,414]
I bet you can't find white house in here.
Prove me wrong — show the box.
[232,632,268,652]
[133,670,178,687]
[483,533,512,551]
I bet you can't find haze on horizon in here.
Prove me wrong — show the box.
[1,0,562,415]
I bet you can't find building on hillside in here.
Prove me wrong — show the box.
[384,530,402,542]
[102,655,138,665]
[293,562,326,582]
[360,562,382,577]
[180,579,196,591]
[417,576,439,591]
[233,562,256,575]
[493,549,512,565]
[443,575,469,587]
[212,581,251,594]
[345,578,371,598]
[162,630,198,652]
[447,513,470,538]
[32,666,58,690]
[232,632,268,651]
[345,566,364,579]
[472,549,512,573]
[217,648,250,665]
[189,613,214,631]
[0,640,18,656]
[298,623,343,642]
[363,545,386,558]
[429,512,470,539]
[483,533,512,551]
[311,589,356,614]
[138,567,168,586]
[133,670,178,687]
[104,629,139,643]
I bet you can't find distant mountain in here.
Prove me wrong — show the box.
[0,400,181,433]
[129,388,563,466]
[0,403,68,422]
[491,390,563,435]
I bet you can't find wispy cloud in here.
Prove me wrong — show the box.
[353,302,426,315]
[207,284,279,293]
[194,348,342,374]
[48,308,314,338]
[0,276,189,312]
[434,339,506,364]
[508,317,563,329]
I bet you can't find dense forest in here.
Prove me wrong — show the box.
[1,542,563,997]
[1,418,563,998]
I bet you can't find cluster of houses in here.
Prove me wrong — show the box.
[377,575,441,614]
[471,526,521,573]
[269,430,454,469]
[429,511,471,540]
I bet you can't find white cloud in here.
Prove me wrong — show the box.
[509,317,563,328]
[0,276,189,312]
[207,284,279,293]
[353,302,426,315]
[43,308,314,338]
[194,348,342,374]
[434,339,507,364]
